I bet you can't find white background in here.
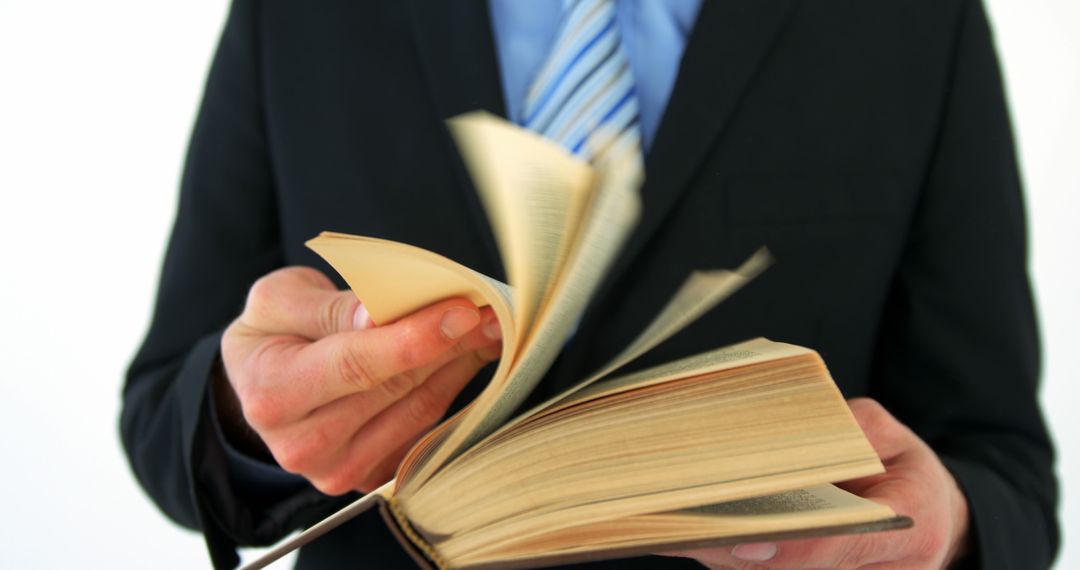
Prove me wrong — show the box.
[0,1,1076,568]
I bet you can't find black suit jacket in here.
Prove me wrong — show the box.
[122,0,1058,568]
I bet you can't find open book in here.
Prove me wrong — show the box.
[245,113,911,569]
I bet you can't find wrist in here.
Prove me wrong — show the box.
[211,358,276,463]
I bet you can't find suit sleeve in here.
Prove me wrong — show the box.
[869,1,1058,567]
[119,0,342,567]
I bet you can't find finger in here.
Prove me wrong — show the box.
[239,304,498,439]
[241,266,370,339]
[268,405,418,491]
[305,349,495,494]
[309,300,498,403]
[266,323,501,476]
[375,306,502,393]
[658,547,746,569]
[243,297,484,423]
[837,445,925,500]
[356,434,416,493]
[730,533,908,569]
[737,465,932,568]
[319,309,500,426]
[848,397,919,461]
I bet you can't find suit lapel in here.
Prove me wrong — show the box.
[407,0,507,278]
[406,0,506,119]
[558,0,800,382]
[640,0,798,247]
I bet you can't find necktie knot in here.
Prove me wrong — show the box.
[522,0,642,164]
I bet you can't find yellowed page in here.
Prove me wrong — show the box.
[463,149,642,443]
[552,338,812,409]
[407,354,883,543]
[306,233,513,327]
[487,249,773,441]
[305,232,518,421]
[458,485,895,567]
[400,143,644,494]
[676,484,890,519]
[582,248,773,388]
[448,112,594,341]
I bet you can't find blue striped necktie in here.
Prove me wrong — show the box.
[521,0,643,164]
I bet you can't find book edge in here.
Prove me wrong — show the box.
[462,516,914,570]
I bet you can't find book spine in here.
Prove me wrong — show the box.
[388,497,450,570]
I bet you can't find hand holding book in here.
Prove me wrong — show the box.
[664,399,972,568]
[217,267,502,495]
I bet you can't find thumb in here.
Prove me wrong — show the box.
[241,266,372,339]
[847,397,919,461]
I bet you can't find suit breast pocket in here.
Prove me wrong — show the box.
[722,172,909,227]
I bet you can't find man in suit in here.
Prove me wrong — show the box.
[122,0,1058,568]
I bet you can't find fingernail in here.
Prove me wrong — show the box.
[440,307,480,339]
[482,314,502,341]
[353,304,373,330]
[732,543,777,562]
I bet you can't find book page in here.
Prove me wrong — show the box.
[400,144,644,493]
[306,233,515,329]
[411,354,884,554]
[550,338,812,409]
[678,484,880,517]
[463,149,643,443]
[487,249,773,440]
[448,112,594,342]
[581,248,773,388]
[456,485,898,567]
[305,233,519,455]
